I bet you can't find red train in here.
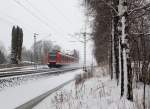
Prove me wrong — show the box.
[47,51,79,68]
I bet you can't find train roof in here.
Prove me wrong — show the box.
[49,51,78,59]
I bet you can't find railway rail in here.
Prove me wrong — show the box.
[0,67,83,109]
[0,67,81,78]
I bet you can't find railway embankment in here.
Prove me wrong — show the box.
[0,69,83,109]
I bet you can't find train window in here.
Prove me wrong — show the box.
[62,55,64,62]
[50,52,56,61]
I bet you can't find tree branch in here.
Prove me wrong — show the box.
[130,32,150,36]
[128,3,150,15]
[100,0,118,15]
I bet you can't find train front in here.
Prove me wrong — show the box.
[47,51,61,68]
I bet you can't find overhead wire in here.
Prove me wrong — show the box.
[46,0,85,41]
[13,0,72,41]
[0,11,34,33]
[0,14,33,34]
[46,0,89,42]
[47,0,74,25]
[0,16,14,25]
[25,0,65,35]
[0,16,33,33]
[24,0,72,40]
[13,0,62,35]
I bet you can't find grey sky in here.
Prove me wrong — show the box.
[0,0,94,64]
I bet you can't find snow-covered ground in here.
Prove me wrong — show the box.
[0,65,149,109]
[0,69,83,109]
[0,64,81,91]
[0,65,49,72]
[0,65,53,90]
[33,66,150,109]
[0,66,32,71]
[0,64,80,73]
[0,72,50,90]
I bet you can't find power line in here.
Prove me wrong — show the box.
[13,0,62,35]
[47,0,74,25]
[25,0,65,34]
[0,12,34,32]
[25,0,73,40]
[46,0,85,41]
[14,0,71,40]
[0,16,14,25]
[0,15,33,33]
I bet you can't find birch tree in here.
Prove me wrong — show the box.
[83,0,150,101]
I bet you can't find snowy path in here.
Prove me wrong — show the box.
[0,69,82,109]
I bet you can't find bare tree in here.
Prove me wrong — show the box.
[83,0,150,101]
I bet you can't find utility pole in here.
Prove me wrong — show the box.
[68,9,90,72]
[69,33,90,72]
[34,33,38,69]
[83,32,87,71]
[69,31,92,72]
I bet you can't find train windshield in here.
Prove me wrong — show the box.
[50,52,56,61]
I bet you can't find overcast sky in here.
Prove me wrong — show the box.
[0,0,94,64]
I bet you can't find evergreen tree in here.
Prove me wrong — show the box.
[10,25,23,64]
[11,26,18,64]
[17,27,23,62]
[0,50,6,64]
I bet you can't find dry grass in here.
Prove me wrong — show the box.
[33,67,150,109]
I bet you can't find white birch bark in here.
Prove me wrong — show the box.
[121,16,128,98]
[118,0,128,98]
[119,38,122,86]
[112,19,116,79]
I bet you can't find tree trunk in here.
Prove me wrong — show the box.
[127,57,133,100]
[118,0,133,100]
[17,28,23,63]
[111,18,115,80]
[113,0,120,84]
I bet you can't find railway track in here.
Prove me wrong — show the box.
[0,67,81,78]
[0,67,83,109]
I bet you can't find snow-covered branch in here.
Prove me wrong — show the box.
[128,3,150,15]
[130,12,146,19]
[131,32,150,36]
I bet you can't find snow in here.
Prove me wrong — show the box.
[0,65,49,72]
[0,66,29,71]
[0,65,149,109]
[33,66,150,109]
[0,64,80,73]
[118,0,127,16]
[0,72,51,90]
[32,67,119,109]
[0,69,83,109]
